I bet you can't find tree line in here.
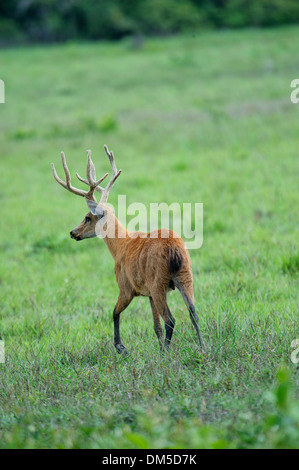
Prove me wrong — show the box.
[1,0,298,44]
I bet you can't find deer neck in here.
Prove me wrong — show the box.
[99,210,128,259]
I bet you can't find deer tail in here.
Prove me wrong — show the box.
[168,245,183,276]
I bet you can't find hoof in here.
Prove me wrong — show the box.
[115,344,129,355]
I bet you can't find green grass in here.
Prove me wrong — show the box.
[0,26,299,448]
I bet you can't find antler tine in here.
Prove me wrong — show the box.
[61,151,71,187]
[96,145,122,203]
[51,152,88,198]
[86,150,96,184]
[104,145,117,174]
[76,172,109,186]
[76,150,109,188]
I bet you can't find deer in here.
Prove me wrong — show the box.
[51,145,205,355]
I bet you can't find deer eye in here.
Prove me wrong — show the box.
[85,216,91,223]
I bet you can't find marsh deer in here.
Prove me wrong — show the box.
[52,145,205,354]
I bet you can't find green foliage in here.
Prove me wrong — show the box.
[76,1,136,40]
[282,253,299,275]
[0,27,299,448]
[132,0,203,35]
[1,0,299,44]
[233,367,299,448]
[0,18,23,44]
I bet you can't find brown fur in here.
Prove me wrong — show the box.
[53,145,205,354]
[70,205,205,353]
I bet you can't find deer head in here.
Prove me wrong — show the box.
[51,145,121,241]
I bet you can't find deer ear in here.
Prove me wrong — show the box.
[85,199,104,218]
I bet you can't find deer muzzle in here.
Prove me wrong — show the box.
[70,231,82,241]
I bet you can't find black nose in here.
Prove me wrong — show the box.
[70,231,75,239]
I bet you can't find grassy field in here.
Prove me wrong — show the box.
[0,26,299,449]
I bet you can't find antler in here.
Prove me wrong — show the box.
[95,145,122,203]
[51,145,121,203]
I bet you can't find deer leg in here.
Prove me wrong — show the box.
[174,278,206,351]
[174,279,205,351]
[113,293,133,355]
[165,307,176,349]
[188,304,205,351]
[149,296,163,351]
[150,293,175,351]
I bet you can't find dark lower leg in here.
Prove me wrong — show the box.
[154,320,164,351]
[165,308,176,348]
[174,279,206,351]
[189,304,205,350]
[149,297,164,351]
[113,293,133,355]
[113,308,127,354]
